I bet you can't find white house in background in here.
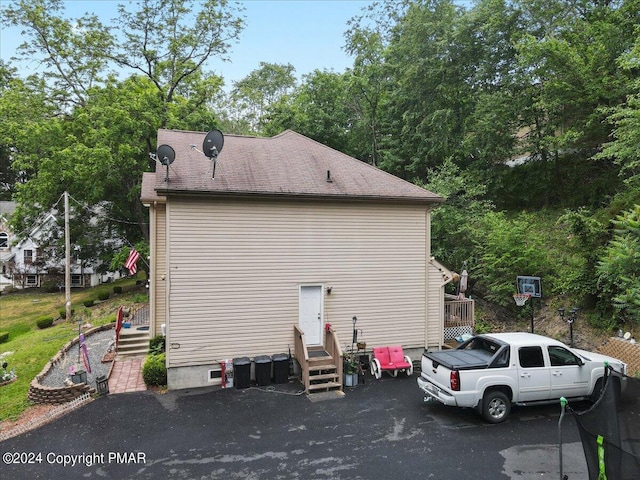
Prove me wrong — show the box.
[0,201,16,290]
[141,128,459,390]
[0,200,124,290]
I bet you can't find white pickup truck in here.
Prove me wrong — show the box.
[417,332,627,423]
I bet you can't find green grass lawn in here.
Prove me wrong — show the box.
[0,277,147,421]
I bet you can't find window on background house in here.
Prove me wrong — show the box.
[24,249,33,263]
[71,274,83,287]
[26,275,37,286]
[0,232,7,248]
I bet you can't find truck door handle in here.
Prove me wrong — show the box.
[552,371,562,376]
[520,373,530,378]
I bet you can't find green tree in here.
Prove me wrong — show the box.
[229,62,297,133]
[555,208,607,305]
[113,0,244,116]
[1,0,114,108]
[0,71,61,204]
[594,18,640,212]
[344,22,389,166]
[596,205,640,328]
[511,0,637,206]
[421,158,494,276]
[2,0,241,265]
[473,211,552,306]
[381,0,472,178]
[263,70,356,155]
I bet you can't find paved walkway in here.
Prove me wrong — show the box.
[108,357,147,393]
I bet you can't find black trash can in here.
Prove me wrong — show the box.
[272,353,289,384]
[95,375,109,395]
[254,355,272,386]
[233,357,251,389]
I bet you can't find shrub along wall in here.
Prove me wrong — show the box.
[28,323,115,404]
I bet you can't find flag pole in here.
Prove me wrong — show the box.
[65,191,71,322]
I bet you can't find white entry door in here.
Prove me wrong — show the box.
[299,285,323,346]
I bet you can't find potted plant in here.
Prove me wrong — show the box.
[343,352,359,387]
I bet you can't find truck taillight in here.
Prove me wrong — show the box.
[450,371,460,391]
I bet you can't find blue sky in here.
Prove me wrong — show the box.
[0,0,470,87]
[0,0,371,87]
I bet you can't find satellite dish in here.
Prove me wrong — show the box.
[202,129,224,178]
[155,144,176,182]
[156,144,175,166]
[203,129,224,158]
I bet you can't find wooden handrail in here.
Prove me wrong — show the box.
[324,326,343,386]
[293,326,310,392]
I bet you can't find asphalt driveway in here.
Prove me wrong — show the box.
[1,373,588,479]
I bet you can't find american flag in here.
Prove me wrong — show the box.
[125,248,140,275]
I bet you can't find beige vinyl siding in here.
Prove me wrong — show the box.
[165,198,430,367]
[152,203,167,337]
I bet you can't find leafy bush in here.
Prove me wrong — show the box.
[472,211,552,306]
[0,332,9,343]
[58,308,75,319]
[36,316,54,329]
[149,335,165,354]
[41,279,59,293]
[596,205,640,327]
[132,293,148,303]
[83,299,95,307]
[113,286,123,294]
[142,353,167,386]
[98,291,110,301]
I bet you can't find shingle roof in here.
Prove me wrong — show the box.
[141,129,442,205]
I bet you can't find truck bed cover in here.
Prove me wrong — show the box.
[423,349,493,370]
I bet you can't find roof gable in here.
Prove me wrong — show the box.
[142,129,442,205]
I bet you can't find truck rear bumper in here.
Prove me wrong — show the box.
[417,376,458,407]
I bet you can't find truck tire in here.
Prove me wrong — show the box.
[482,390,511,424]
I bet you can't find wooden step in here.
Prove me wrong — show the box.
[308,381,341,392]
[309,373,339,382]
[309,364,337,372]
[309,359,335,369]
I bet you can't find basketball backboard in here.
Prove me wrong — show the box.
[516,276,542,298]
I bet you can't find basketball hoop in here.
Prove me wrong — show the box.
[513,293,531,307]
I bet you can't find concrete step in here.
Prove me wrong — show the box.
[116,349,148,359]
[119,330,150,339]
[118,341,149,351]
[117,330,149,358]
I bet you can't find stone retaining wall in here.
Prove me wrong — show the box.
[598,337,640,376]
[28,323,114,405]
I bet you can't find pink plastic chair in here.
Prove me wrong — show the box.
[370,345,413,379]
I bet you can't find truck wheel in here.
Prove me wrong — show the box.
[482,391,511,424]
